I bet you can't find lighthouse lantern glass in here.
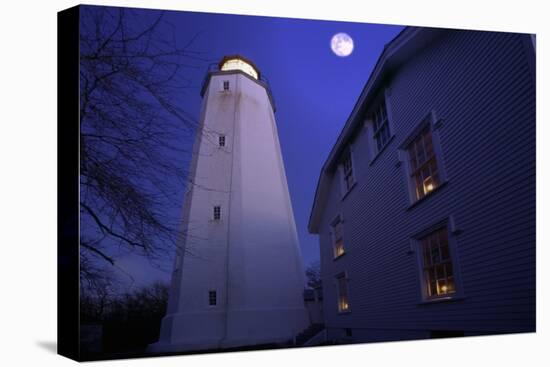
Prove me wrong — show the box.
[221,58,258,80]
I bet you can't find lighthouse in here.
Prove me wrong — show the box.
[150,55,309,352]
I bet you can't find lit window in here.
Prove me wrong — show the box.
[408,125,440,200]
[372,100,391,153]
[336,273,350,312]
[419,227,456,299]
[341,149,355,194]
[331,216,345,258]
[213,206,221,221]
[219,135,226,147]
[223,80,230,91]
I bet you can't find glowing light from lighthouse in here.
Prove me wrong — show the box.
[220,58,259,79]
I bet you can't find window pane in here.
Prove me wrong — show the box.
[409,144,418,170]
[339,278,348,296]
[429,268,437,283]
[420,227,456,298]
[335,239,345,257]
[439,228,448,245]
[440,244,450,260]
[407,124,442,202]
[209,291,217,305]
[444,262,453,277]
[415,174,424,199]
[333,220,345,257]
[334,222,342,240]
[423,175,434,195]
[429,280,438,297]
[437,279,447,295]
[416,140,426,164]
[436,264,445,279]
[372,101,390,152]
[430,243,440,263]
[337,275,350,311]
[425,133,434,157]
[447,278,456,293]
[422,165,431,181]
[423,241,431,265]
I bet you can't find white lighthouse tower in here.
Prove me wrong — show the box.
[150,55,309,352]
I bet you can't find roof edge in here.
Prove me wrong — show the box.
[308,26,445,233]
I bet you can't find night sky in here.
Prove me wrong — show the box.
[103,6,404,288]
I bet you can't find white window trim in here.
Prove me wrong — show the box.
[339,145,357,199]
[398,110,448,206]
[411,217,464,304]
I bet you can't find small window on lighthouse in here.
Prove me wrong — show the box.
[208,290,217,306]
[213,206,221,220]
[223,80,230,91]
[219,135,226,147]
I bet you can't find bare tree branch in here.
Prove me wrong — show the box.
[79,6,208,294]
[81,241,115,266]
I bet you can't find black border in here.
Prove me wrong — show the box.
[57,5,80,361]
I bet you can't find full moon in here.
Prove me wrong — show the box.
[331,33,354,57]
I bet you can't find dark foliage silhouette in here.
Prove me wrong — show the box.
[305,260,322,289]
[81,282,169,355]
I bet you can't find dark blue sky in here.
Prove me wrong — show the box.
[111,7,403,287]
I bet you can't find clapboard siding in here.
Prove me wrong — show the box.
[317,29,535,341]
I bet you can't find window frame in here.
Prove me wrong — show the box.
[208,290,217,307]
[335,272,351,314]
[213,205,221,221]
[218,134,226,147]
[398,110,448,206]
[222,80,230,91]
[330,214,346,259]
[411,218,464,303]
[365,89,395,163]
[339,145,356,199]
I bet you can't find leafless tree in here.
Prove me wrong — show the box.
[79,6,206,291]
[305,260,322,289]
